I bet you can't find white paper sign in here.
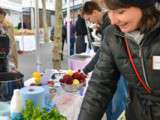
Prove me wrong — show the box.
[153,56,160,70]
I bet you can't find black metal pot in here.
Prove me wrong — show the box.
[0,72,24,101]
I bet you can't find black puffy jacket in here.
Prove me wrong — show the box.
[75,16,88,36]
[78,18,160,120]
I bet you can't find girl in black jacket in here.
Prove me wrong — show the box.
[78,0,160,120]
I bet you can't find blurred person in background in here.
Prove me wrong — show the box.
[17,22,27,29]
[82,1,110,74]
[0,7,18,71]
[68,20,76,56]
[75,14,88,54]
[50,23,67,60]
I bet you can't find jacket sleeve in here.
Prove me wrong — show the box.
[78,27,120,120]
[83,50,100,74]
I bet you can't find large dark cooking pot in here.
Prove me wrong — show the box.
[0,72,24,101]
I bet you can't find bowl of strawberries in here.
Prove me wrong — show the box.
[59,69,86,92]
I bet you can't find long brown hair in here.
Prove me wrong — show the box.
[140,6,160,33]
[104,0,160,33]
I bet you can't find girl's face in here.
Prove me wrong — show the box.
[108,7,142,32]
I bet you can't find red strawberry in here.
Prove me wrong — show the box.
[72,72,81,79]
[62,74,73,84]
[63,74,71,79]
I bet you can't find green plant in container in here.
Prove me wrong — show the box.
[20,99,67,120]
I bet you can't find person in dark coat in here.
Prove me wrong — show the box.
[75,14,88,54]
[78,0,160,120]
[17,22,27,29]
[81,1,110,74]
[81,1,127,120]
[66,21,76,56]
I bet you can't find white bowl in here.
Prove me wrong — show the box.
[61,82,85,92]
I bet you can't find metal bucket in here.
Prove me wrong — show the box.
[0,72,24,101]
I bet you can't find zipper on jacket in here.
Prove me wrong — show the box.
[138,46,151,89]
[115,31,151,90]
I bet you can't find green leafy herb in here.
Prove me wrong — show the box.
[21,99,67,120]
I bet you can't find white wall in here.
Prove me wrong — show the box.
[0,0,22,11]
[6,11,21,27]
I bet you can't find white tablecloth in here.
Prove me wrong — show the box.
[24,72,106,120]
